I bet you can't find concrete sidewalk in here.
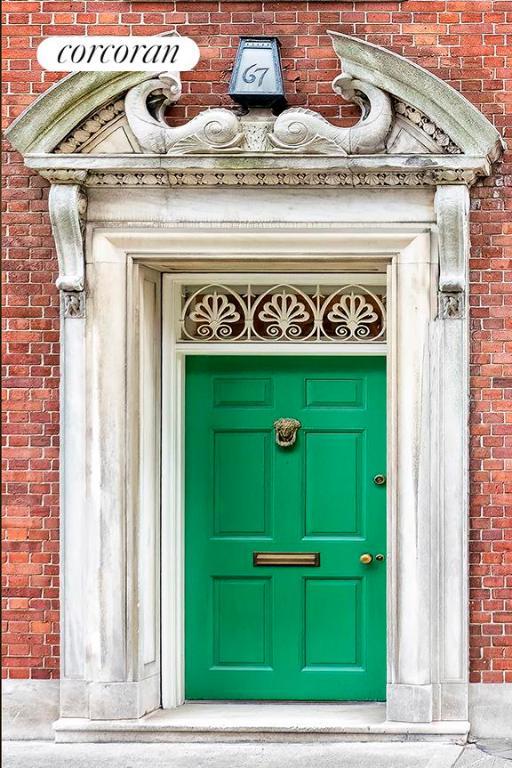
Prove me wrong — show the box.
[2,741,511,768]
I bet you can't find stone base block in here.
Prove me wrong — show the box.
[469,683,512,738]
[386,684,433,723]
[2,680,60,740]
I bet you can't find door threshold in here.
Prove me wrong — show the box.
[54,702,470,743]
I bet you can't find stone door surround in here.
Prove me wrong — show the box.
[5,32,504,737]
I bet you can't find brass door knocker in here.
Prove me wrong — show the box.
[274,418,301,448]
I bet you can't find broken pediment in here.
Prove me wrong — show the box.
[5,32,503,187]
[50,83,464,159]
[50,76,464,158]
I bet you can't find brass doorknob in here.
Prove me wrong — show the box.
[360,553,373,565]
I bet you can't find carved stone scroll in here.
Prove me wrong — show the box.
[435,185,469,320]
[48,183,87,316]
[269,77,392,155]
[125,74,244,154]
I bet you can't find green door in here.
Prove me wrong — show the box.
[185,356,386,701]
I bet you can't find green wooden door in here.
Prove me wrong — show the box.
[185,356,386,701]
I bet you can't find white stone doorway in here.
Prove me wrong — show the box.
[52,205,470,739]
[5,30,505,740]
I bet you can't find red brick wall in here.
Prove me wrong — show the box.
[2,1,511,682]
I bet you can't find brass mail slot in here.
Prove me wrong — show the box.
[253,552,320,567]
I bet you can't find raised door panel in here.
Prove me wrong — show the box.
[304,431,362,538]
[303,578,362,668]
[213,431,271,537]
[212,577,272,668]
[214,377,273,407]
[305,378,364,409]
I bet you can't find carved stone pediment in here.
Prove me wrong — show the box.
[52,68,465,158]
[46,30,506,160]
[5,31,503,194]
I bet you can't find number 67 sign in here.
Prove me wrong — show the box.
[229,37,286,108]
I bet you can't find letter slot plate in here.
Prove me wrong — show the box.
[253,552,320,567]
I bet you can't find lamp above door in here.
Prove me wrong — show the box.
[229,37,286,110]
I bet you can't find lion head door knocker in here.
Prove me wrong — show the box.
[273,418,302,448]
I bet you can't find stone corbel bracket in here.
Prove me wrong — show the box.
[47,180,88,318]
[435,185,469,319]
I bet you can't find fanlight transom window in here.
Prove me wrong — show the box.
[180,282,386,343]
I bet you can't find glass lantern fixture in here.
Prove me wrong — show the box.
[229,37,286,109]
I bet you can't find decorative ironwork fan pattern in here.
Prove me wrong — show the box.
[180,283,386,343]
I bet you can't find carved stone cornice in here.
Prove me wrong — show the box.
[85,168,478,188]
[30,151,487,188]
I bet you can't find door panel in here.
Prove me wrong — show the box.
[304,431,361,537]
[304,578,361,668]
[185,356,386,701]
[213,431,271,537]
[213,578,272,668]
[305,378,364,408]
